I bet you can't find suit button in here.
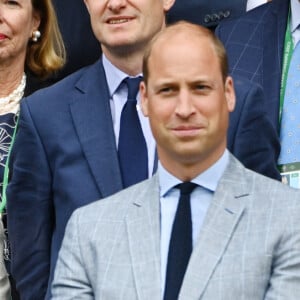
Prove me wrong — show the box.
[211,13,220,22]
[204,14,211,23]
[223,10,231,18]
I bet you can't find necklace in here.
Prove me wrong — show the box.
[0,73,26,115]
[0,73,26,104]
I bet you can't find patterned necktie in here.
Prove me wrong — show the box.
[163,182,198,300]
[278,42,300,164]
[118,77,148,188]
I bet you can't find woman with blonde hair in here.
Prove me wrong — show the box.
[0,0,65,298]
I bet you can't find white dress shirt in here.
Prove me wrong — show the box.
[246,0,268,11]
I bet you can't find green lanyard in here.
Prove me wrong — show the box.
[0,116,19,214]
[279,10,294,124]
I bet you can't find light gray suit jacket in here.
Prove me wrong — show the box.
[0,220,10,300]
[51,155,300,299]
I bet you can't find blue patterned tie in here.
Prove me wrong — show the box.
[118,77,148,188]
[164,182,197,300]
[278,42,300,164]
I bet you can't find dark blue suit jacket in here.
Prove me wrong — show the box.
[216,0,289,132]
[7,60,280,299]
[167,0,247,29]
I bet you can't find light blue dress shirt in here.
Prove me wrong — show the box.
[158,150,229,293]
[102,54,156,177]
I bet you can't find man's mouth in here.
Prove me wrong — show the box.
[108,18,131,24]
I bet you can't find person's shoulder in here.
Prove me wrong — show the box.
[242,163,300,201]
[227,158,300,220]
[227,155,297,195]
[72,175,159,223]
[23,60,102,107]
[232,75,264,104]
[232,75,261,91]
[216,2,271,34]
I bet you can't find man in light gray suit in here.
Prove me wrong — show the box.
[52,22,300,299]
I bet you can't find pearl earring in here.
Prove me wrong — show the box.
[32,30,41,42]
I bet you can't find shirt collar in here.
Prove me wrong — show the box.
[102,54,143,97]
[290,0,300,33]
[159,149,230,197]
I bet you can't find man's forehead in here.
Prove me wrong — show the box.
[150,33,215,63]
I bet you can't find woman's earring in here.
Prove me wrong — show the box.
[32,30,41,42]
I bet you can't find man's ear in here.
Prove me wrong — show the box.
[225,76,236,112]
[140,81,149,117]
[83,0,90,14]
[163,0,176,12]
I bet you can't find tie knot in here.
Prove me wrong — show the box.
[175,182,198,196]
[124,77,142,101]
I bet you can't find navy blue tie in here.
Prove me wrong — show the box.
[163,182,197,300]
[118,77,148,188]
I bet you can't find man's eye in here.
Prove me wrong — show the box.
[194,84,212,93]
[6,1,19,6]
[195,85,207,90]
[159,87,174,94]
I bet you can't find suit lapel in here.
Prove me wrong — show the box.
[262,0,290,130]
[69,60,123,197]
[179,156,249,299]
[126,175,161,299]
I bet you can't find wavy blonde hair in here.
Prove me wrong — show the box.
[26,0,66,79]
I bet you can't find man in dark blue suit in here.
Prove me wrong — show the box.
[6,2,279,300]
[216,0,300,186]
[7,1,176,299]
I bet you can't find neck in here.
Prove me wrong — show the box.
[0,67,25,98]
[161,162,211,182]
[101,47,144,76]
[158,149,226,182]
[0,50,26,97]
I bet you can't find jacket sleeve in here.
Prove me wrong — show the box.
[264,194,300,299]
[51,210,93,299]
[6,99,53,300]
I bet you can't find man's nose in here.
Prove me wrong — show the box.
[107,0,127,11]
[175,90,196,118]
